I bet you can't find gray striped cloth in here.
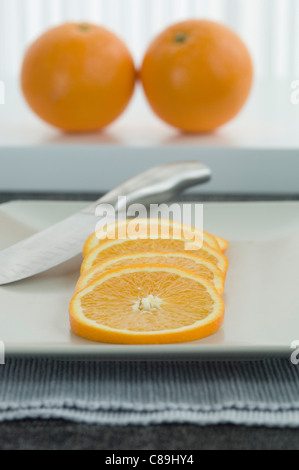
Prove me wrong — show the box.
[0,358,299,427]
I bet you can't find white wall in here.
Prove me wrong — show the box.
[0,0,298,80]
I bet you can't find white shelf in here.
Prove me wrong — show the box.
[0,79,298,194]
[1,79,298,148]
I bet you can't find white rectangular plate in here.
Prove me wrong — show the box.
[1,200,299,361]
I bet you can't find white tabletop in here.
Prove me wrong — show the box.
[0,79,298,149]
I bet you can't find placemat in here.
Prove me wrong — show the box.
[0,358,299,427]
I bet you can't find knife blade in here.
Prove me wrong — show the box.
[0,212,113,285]
[0,161,211,285]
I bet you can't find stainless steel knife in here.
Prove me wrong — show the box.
[0,161,211,285]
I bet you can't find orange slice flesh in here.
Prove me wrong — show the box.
[76,252,225,295]
[70,265,225,344]
[81,238,228,275]
[83,218,221,256]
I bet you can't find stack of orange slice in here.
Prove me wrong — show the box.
[69,219,229,345]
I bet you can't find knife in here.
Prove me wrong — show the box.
[0,161,211,285]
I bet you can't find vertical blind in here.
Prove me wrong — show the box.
[0,0,298,79]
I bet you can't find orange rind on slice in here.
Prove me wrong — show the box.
[82,218,221,256]
[81,237,228,275]
[76,252,226,295]
[70,265,225,345]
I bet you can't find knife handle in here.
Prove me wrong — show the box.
[83,161,211,215]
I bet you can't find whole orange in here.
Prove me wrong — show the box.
[21,23,136,132]
[140,20,253,132]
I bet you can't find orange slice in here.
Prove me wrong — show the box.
[83,218,221,256]
[76,252,225,295]
[215,236,230,253]
[81,238,228,275]
[69,265,225,344]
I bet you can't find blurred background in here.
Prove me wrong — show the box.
[0,0,298,80]
[0,0,298,196]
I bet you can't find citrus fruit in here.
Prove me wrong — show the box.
[69,265,225,344]
[140,19,253,132]
[215,236,230,253]
[81,238,228,274]
[83,218,220,256]
[76,252,225,294]
[21,23,136,132]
